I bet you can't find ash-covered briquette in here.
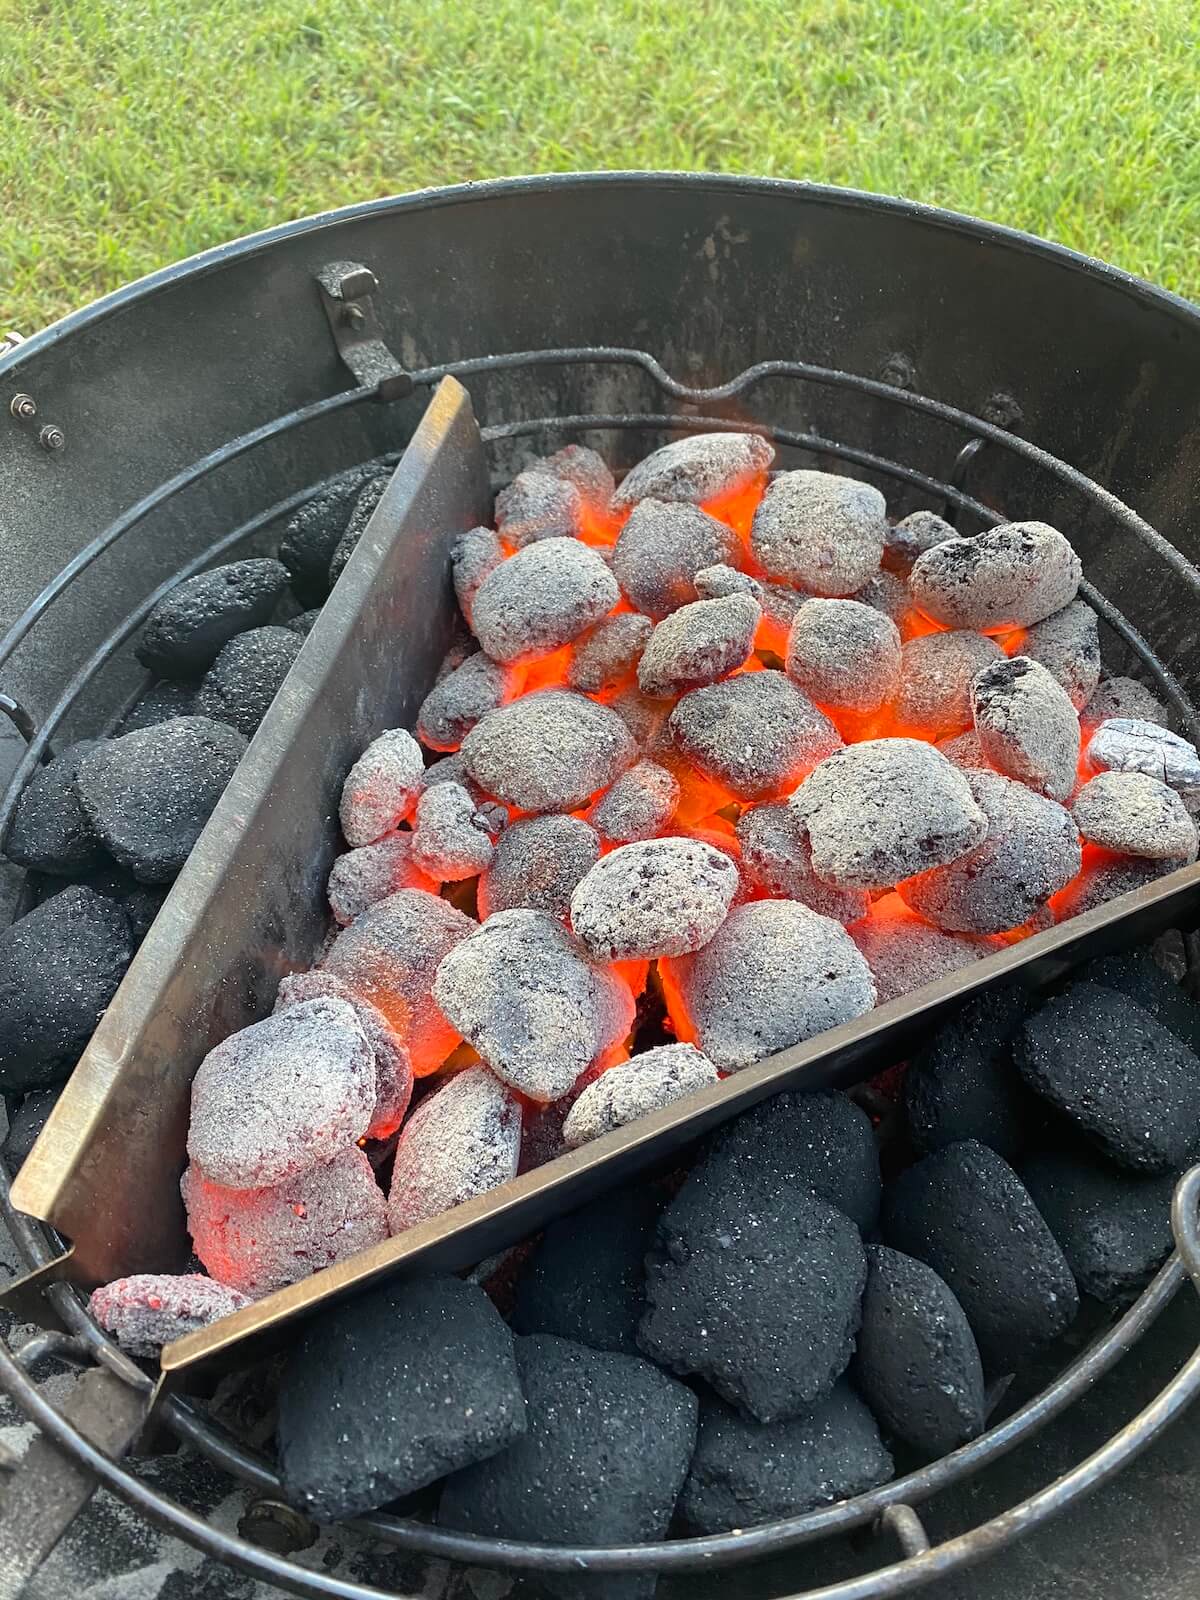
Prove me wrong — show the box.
[4,739,109,876]
[327,474,389,587]
[909,520,1083,631]
[410,781,495,882]
[703,1089,882,1232]
[896,630,1005,736]
[640,1175,866,1421]
[588,759,679,843]
[73,716,247,884]
[883,1139,1079,1370]
[936,728,990,770]
[971,655,1081,802]
[461,689,637,813]
[88,1273,250,1358]
[853,1245,986,1456]
[338,727,425,847]
[785,599,902,713]
[135,557,290,679]
[569,836,739,963]
[1016,983,1200,1173]
[418,749,487,802]
[1085,717,1200,796]
[182,1149,389,1299]
[193,625,304,738]
[636,593,760,698]
[1011,598,1101,710]
[494,469,585,547]
[323,888,475,1073]
[670,669,843,801]
[187,997,375,1188]
[278,459,389,602]
[612,431,773,511]
[883,508,956,576]
[904,986,1037,1162]
[1082,676,1169,731]
[440,1334,698,1600]
[853,568,913,628]
[434,909,634,1101]
[735,803,869,925]
[663,899,876,1074]
[470,537,618,664]
[511,1188,662,1356]
[609,684,674,752]
[528,443,616,510]
[1022,1149,1177,1304]
[450,525,504,622]
[1052,850,1190,921]
[849,894,987,1003]
[278,1275,526,1521]
[326,834,436,925]
[898,769,1081,934]
[750,470,887,595]
[389,1064,522,1232]
[416,652,513,751]
[567,611,652,695]
[562,1042,719,1146]
[273,970,413,1140]
[1079,948,1200,1054]
[282,607,323,638]
[790,738,987,889]
[611,499,743,619]
[116,679,196,733]
[477,814,601,922]
[695,562,806,640]
[1073,771,1198,860]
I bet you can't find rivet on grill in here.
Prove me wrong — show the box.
[880,353,916,390]
[9,393,36,421]
[237,1498,319,1554]
[982,390,1024,429]
[38,423,66,452]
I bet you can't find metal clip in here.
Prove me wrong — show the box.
[315,261,413,402]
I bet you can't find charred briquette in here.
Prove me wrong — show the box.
[1,1085,61,1177]
[88,1274,251,1358]
[281,606,323,638]
[441,1334,698,1600]
[640,1173,866,1421]
[569,836,740,963]
[853,568,914,631]
[849,894,987,1002]
[193,624,304,738]
[433,909,634,1101]
[882,508,956,576]
[909,521,1083,631]
[416,652,513,751]
[882,1140,1079,1371]
[1085,717,1200,797]
[735,802,870,925]
[936,728,989,771]
[637,593,760,698]
[278,460,389,603]
[896,630,1005,736]
[789,738,987,890]
[511,1188,662,1355]
[1053,850,1192,921]
[904,986,1038,1163]
[678,1382,893,1535]
[1016,984,1200,1173]
[703,1089,882,1232]
[561,1042,719,1146]
[4,739,110,876]
[470,538,618,664]
[115,679,196,733]
[612,431,773,511]
[494,469,585,546]
[587,758,679,843]
[279,1275,525,1521]
[461,689,637,814]
[1079,948,1200,1054]
[567,611,653,695]
[187,997,375,1189]
[611,499,743,619]
[898,769,1081,934]
[670,669,843,802]
[1073,771,1198,860]
[134,558,290,679]
[694,562,808,640]
[339,727,425,847]
[273,970,413,1140]
[73,716,248,884]
[608,684,674,751]
[1011,598,1101,710]
[1082,676,1170,732]
[853,1246,986,1456]
[450,525,504,623]
[181,1148,388,1299]
[327,474,389,587]
[326,834,436,925]
[1022,1148,1178,1304]
[527,443,616,511]
[971,655,1081,802]
[0,887,132,1093]
[410,781,495,882]
[418,749,488,802]
[388,1065,522,1232]
[785,599,901,713]
[750,470,888,595]
[477,814,601,922]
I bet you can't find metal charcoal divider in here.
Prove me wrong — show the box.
[1,320,1200,1598]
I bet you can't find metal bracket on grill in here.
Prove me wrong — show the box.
[315,261,413,402]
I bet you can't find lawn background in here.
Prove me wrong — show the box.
[2,0,1198,331]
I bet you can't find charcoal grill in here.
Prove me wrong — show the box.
[2,173,1200,1600]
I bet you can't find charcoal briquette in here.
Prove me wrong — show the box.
[1082,676,1169,731]
[850,893,987,1002]
[461,689,636,813]
[451,525,504,622]
[735,802,869,925]
[411,781,495,882]
[896,630,1005,736]
[1052,850,1190,921]
[1078,948,1200,1054]
[135,558,290,679]
[1,1084,61,1176]
[194,625,304,738]
[122,883,167,947]
[1010,598,1101,710]
[471,538,618,664]
[278,460,390,603]
[936,728,989,770]
[339,727,425,847]
[327,474,388,587]
[495,469,584,547]
[1073,771,1198,860]
[637,593,760,698]
[785,598,901,713]
[569,836,739,962]
[416,652,514,751]
[4,739,109,876]
[612,431,773,511]
[567,611,652,695]
[909,521,1082,631]
[611,499,743,618]
[115,679,197,734]
[904,986,1038,1162]
[528,443,616,511]
[326,834,436,925]
[587,758,679,842]
[282,607,323,638]
[1085,717,1200,797]
[476,813,601,924]
[89,1273,251,1358]
[882,508,956,576]
[972,655,1081,802]
[750,470,887,595]
[853,569,914,630]
[561,1042,719,1146]
[670,669,843,801]
[388,1065,523,1232]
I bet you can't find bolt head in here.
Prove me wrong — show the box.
[38,424,65,451]
[9,393,36,420]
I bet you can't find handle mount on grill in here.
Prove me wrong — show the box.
[315,260,413,402]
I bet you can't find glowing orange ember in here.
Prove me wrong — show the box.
[700,473,768,544]
[657,956,700,1046]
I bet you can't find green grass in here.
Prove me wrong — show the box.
[2,0,1198,330]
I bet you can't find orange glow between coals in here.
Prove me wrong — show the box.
[700,473,768,544]
[657,956,700,1046]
